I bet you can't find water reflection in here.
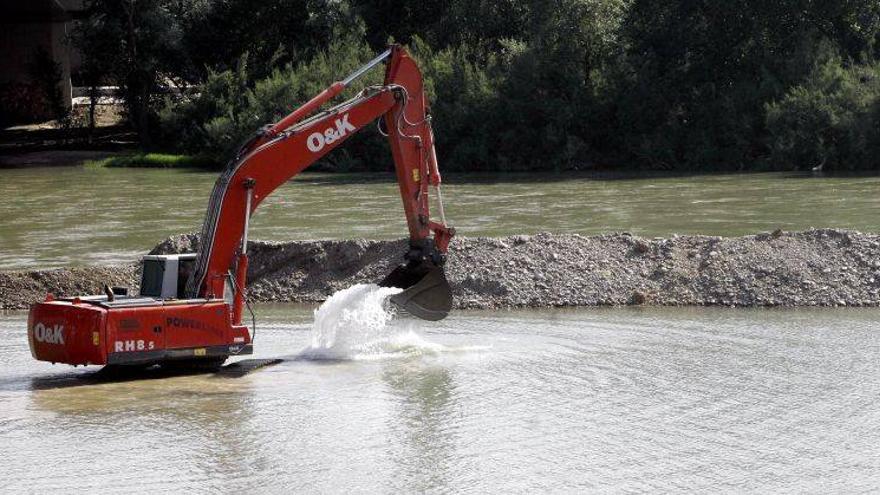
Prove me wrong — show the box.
[383,361,458,492]
[3,307,880,492]
[24,367,211,391]
[3,168,880,269]
[27,373,268,489]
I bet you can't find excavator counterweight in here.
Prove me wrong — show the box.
[27,45,455,370]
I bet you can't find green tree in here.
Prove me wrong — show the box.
[27,47,70,126]
[180,0,348,81]
[766,54,880,171]
[159,26,381,169]
[352,0,529,53]
[75,0,192,145]
[149,0,880,172]
[613,0,880,170]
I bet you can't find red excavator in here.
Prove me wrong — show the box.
[28,45,455,369]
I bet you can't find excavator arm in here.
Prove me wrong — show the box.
[189,45,455,322]
[24,45,454,371]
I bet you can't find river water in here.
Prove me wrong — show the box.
[1,298,879,492]
[1,167,879,269]
[2,167,880,491]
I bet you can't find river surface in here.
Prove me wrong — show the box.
[1,302,879,492]
[1,167,879,269]
[2,167,879,491]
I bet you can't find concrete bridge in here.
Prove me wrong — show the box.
[1,0,85,124]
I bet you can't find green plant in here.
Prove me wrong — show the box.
[27,47,71,127]
[766,56,880,171]
[159,26,380,169]
[84,153,215,169]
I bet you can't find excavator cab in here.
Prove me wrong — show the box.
[140,254,198,299]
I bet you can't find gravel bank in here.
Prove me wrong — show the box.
[2,229,879,310]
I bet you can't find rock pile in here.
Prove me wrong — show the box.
[2,229,878,310]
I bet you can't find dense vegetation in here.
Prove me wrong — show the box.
[74,0,880,172]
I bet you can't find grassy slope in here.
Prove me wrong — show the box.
[84,153,216,169]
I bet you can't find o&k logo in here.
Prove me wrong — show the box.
[34,322,65,345]
[306,114,356,153]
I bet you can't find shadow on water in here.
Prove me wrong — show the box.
[25,365,268,485]
[295,170,699,187]
[15,357,290,391]
[382,362,459,492]
[60,159,880,185]
[296,170,667,187]
[291,169,880,187]
[20,366,218,391]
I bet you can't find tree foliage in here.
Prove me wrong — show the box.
[75,0,880,171]
[75,0,192,144]
[179,0,348,80]
[766,55,880,171]
[158,26,383,169]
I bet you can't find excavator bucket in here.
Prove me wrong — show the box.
[379,263,453,321]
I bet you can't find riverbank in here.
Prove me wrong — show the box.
[1,113,207,169]
[0,150,210,169]
[2,229,879,310]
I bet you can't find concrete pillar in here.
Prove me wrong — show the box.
[50,19,73,112]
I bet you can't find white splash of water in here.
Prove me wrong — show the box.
[299,283,446,361]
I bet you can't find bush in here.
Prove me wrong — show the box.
[84,153,214,169]
[149,1,880,172]
[69,0,880,172]
[158,27,383,170]
[766,57,880,171]
[411,0,624,172]
[410,38,504,171]
[19,47,71,126]
[158,1,623,173]
[158,53,252,159]
[0,82,48,126]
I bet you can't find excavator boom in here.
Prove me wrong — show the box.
[26,45,455,370]
[191,44,455,322]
